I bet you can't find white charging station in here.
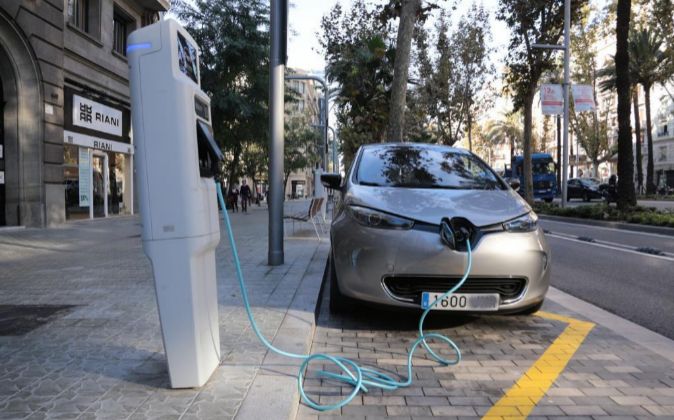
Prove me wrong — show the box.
[127,19,224,388]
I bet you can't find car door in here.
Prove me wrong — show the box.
[567,179,580,199]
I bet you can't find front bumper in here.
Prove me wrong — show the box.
[331,213,550,313]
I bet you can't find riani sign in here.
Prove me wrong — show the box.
[73,94,123,137]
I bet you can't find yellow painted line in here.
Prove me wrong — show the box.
[481,311,595,420]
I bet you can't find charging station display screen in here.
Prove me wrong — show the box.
[177,32,199,84]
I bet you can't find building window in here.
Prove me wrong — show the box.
[113,7,135,56]
[69,0,90,32]
[68,0,101,39]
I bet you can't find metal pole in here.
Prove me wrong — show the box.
[328,126,337,173]
[268,0,286,266]
[323,79,329,170]
[561,0,570,207]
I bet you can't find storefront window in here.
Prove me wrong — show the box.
[64,144,89,220]
[64,146,132,220]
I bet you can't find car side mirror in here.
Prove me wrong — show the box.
[321,173,342,190]
[507,178,520,191]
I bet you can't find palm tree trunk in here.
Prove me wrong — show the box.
[522,90,535,204]
[510,137,515,165]
[632,87,643,192]
[644,84,655,194]
[386,0,421,142]
[227,144,242,191]
[615,0,636,209]
[467,112,473,152]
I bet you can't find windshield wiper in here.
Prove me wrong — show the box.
[359,181,384,187]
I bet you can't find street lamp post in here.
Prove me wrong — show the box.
[532,0,570,208]
[285,75,329,170]
[268,0,287,266]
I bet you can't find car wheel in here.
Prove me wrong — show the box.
[514,300,544,315]
[544,198,553,203]
[583,192,590,202]
[328,252,348,314]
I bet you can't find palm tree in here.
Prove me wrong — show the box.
[614,0,635,208]
[485,113,523,165]
[599,28,672,195]
[629,28,671,194]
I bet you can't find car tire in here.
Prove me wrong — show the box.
[328,253,348,315]
[514,300,544,315]
[544,198,553,203]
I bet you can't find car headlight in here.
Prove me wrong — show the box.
[347,205,414,229]
[503,212,538,232]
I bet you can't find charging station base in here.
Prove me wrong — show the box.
[145,235,220,388]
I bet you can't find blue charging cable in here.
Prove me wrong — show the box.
[215,183,472,411]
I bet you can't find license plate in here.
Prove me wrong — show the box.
[421,292,499,311]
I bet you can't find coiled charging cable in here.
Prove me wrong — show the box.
[215,183,472,411]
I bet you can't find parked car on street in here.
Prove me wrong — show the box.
[321,143,550,315]
[567,178,604,202]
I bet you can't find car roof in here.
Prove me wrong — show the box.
[360,142,470,154]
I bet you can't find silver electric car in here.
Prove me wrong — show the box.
[321,143,550,315]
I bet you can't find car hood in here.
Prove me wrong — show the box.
[347,185,531,227]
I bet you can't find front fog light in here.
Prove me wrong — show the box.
[503,212,538,232]
[347,205,414,229]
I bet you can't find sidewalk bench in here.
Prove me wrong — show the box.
[284,197,324,239]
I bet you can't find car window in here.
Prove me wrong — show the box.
[356,145,506,190]
[580,178,599,187]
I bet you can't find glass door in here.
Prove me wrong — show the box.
[91,152,108,218]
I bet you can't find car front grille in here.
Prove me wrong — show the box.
[382,276,527,304]
[534,180,551,190]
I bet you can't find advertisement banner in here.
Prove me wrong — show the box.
[78,148,90,207]
[540,84,563,115]
[73,94,123,137]
[572,84,596,112]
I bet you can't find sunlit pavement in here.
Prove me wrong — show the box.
[296,279,674,419]
[2,205,674,420]
[0,203,327,420]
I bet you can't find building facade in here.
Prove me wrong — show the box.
[284,69,322,199]
[0,0,168,228]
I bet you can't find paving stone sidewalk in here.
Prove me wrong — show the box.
[296,290,674,420]
[0,201,328,420]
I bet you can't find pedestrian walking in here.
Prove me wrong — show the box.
[228,185,239,212]
[240,180,251,213]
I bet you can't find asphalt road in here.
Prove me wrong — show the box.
[541,218,674,340]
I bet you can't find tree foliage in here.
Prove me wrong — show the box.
[414,4,494,147]
[570,4,612,177]
[497,0,586,203]
[319,2,396,167]
[284,113,320,192]
[173,0,270,186]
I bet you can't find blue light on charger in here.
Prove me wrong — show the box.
[126,43,153,54]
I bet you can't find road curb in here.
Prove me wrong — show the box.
[539,214,674,236]
[235,241,329,420]
[547,287,674,363]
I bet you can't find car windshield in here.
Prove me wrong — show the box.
[356,145,505,190]
[533,160,555,175]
